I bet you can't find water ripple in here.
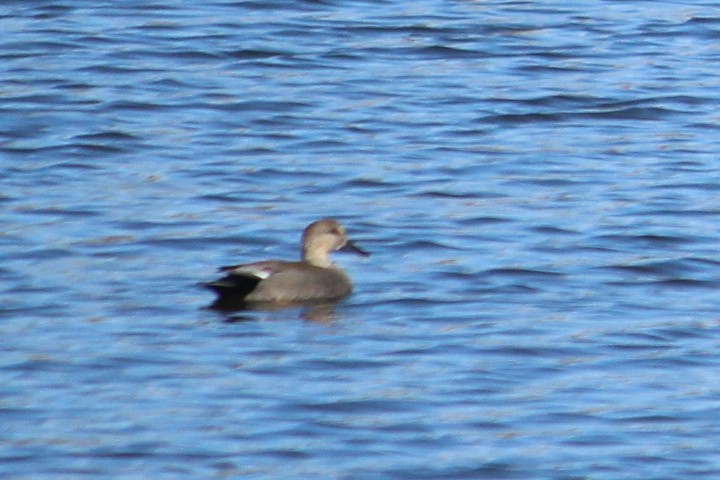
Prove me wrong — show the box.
[3,0,720,478]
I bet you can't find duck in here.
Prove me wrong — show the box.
[205,218,369,308]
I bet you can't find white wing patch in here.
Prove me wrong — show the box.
[232,264,274,279]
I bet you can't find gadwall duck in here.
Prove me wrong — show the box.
[205,219,369,307]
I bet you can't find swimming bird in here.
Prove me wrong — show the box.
[205,219,369,308]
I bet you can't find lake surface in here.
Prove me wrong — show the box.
[3,1,720,478]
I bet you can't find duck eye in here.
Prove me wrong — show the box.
[329,228,340,235]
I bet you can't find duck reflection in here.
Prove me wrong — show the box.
[209,298,339,324]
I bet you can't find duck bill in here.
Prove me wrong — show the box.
[340,240,370,257]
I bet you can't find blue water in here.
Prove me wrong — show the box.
[3,1,720,478]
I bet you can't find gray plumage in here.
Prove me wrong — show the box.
[205,219,368,308]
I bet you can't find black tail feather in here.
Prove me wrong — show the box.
[203,274,260,298]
